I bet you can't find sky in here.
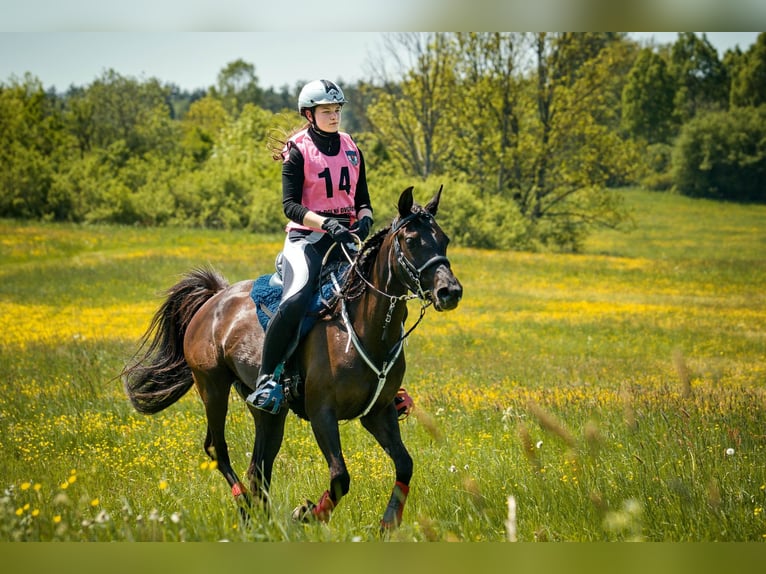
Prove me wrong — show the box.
[0,32,761,94]
[0,33,385,93]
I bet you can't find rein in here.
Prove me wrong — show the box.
[330,212,447,419]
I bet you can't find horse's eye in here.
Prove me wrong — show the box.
[404,235,417,248]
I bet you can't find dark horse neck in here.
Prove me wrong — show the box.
[348,233,410,352]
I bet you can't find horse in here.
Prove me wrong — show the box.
[122,186,463,529]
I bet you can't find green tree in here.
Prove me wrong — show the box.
[730,33,766,108]
[81,69,174,154]
[0,74,74,219]
[366,33,457,179]
[670,33,729,123]
[173,104,282,230]
[512,33,638,250]
[49,72,184,224]
[261,83,293,114]
[63,85,95,157]
[209,59,262,117]
[621,47,677,144]
[180,95,230,163]
[365,32,638,251]
[449,32,525,196]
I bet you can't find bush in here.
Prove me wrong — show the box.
[640,143,675,191]
[365,174,533,250]
[672,105,766,202]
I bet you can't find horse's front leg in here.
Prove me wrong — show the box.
[361,402,413,529]
[297,407,349,522]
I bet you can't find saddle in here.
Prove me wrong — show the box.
[249,261,348,336]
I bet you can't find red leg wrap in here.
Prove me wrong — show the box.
[312,490,335,522]
[382,481,410,529]
[231,482,247,498]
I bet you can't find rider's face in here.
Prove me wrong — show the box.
[311,104,342,133]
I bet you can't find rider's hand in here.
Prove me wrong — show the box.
[353,216,373,241]
[321,218,355,244]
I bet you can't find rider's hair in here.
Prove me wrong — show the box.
[266,122,310,161]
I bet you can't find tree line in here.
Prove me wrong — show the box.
[2,32,765,250]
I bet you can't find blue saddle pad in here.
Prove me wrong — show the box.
[249,266,347,338]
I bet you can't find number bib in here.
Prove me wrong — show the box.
[286,128,361,232]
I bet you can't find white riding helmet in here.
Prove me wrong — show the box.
[297,80,347,114]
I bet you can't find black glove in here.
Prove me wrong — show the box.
[353,216,373,241]
[321,218,354,244]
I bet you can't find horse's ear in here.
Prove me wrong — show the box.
[398,186,414,218]
[425,184,443,216]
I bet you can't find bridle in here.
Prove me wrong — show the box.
[390,211,451,302]
[342,211,450,304]
[338,210,451,340]
[331,209,452,419]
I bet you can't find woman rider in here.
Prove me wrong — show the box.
[246,79,373,413]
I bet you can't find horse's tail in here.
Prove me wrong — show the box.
[123,267,229,414]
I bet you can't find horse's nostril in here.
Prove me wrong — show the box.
[435,285,461,309]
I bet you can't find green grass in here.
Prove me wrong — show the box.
[1,188,764,541]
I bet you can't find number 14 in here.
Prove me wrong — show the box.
[318,166,351,198]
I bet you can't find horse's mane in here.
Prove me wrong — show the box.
[316,223,393,319]
[337,223,391,303]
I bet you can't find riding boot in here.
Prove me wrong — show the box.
[245,373,285,414]
[246,306,299,414]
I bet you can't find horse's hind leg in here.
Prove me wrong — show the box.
[195,370,251,516]
[247,407,288,512]
[361,403,413,530]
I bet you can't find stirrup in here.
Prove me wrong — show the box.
[245,375,285,414]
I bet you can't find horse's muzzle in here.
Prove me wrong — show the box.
[432,271,463,311]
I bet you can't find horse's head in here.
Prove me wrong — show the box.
[390,186,463,311]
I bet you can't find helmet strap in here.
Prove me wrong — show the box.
[303,108,319,131]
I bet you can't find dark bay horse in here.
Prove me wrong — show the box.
[122,186,462,529]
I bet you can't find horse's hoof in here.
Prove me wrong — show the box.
[291,500,315,523]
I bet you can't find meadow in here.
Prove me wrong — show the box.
[0,189,764,542]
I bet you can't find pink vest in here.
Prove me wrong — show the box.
[285,129,361,232]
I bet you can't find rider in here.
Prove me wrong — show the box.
[246,79,374,413]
